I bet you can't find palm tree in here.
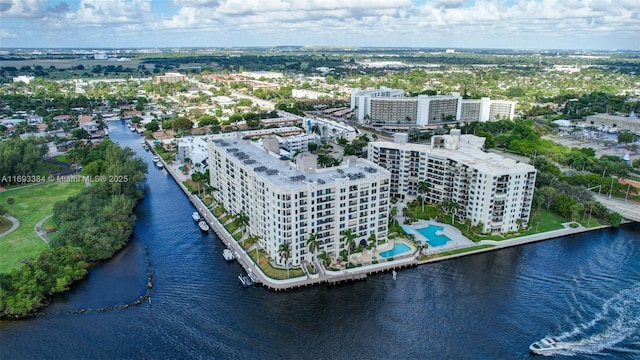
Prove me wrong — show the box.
[417,180,430,212]
[341,229,356,264]
[278,242,291,278]
[368,233,377,256]
[585,201,598,226]
[390,206,398,224]
[233,211,249,240]
[306,232,319,264]
[317,250,331,268]
[449,201,460,225]
[367,233,377,248]
[249,235,262,265]
[461,218,470,231]
[440,200,459,225]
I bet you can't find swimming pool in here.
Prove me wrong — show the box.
[379,243,412,258]
[417,225,451,246]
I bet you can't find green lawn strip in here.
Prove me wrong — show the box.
[0,181,85,273]
[182,180,196,193]
[53,155,70,164]
[0,217,11,233]
[246,248,304,280]
[35,161,63,177]
[224,221,239,234]
[408,204,573,242]
[421,245,495,260]
[213,207,225,217]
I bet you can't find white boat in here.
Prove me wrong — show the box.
[198,221,209,233]
[152,155,160,162]
[155,161,164,169]
[143,145,149,151]
[192,211,201,222]
[529,337,567,355]
[238,273,255,287]
[222,249,235,261]
[130,126,137,132]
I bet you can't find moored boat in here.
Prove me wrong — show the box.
[155,161,164,169]
[198,221,209,233]
[152,155,160,162]
[238,273,255,287]
[192,211,202,222]
[223,249,235,261]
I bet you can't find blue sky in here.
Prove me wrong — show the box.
[1,0,638,50]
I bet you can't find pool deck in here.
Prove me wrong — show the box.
[405,220,475,255]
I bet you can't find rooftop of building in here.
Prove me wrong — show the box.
[370,134,535,176]
[210,135,389,189]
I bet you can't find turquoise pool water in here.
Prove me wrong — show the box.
[379,243,412,258]
[417,225,451,246]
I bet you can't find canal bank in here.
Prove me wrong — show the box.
[153,137,627,291]
[3,123,638,360]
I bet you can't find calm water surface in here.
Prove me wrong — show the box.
[1,123,639,359]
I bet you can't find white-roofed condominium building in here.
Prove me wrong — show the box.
[208,134,392,267]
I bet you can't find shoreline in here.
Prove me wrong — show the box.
[155,141,627,291]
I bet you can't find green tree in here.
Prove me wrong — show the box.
[71,128,90,139]
[618,132,636,145]
[145,120,159,132]
[341,229,356,264]
[172,117,193,131]
[538,186,558,211]
[608,212,623,227]
[390,206,398,224]
[234,212,250,239]
[278,242,292,278]
[417,180,431,211]
[306,232,319,264]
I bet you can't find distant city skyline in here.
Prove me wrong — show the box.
[1,0,638,50]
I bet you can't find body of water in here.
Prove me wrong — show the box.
[1,123,639,359]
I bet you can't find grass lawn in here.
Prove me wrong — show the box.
[420,245,495,260]
[53,155,70,164]
[0,217,11,233]
[213,207,225,218]
[224,221,239,234]
[246,248,305,280]
[36,159,67,177]
[0,181,85,273]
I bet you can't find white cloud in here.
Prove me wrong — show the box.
[0,0,46,18]
[0,27,18,38]
[0,0,638,49]
[70,0,153,25]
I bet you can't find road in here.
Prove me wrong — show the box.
[593,194,640,222]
